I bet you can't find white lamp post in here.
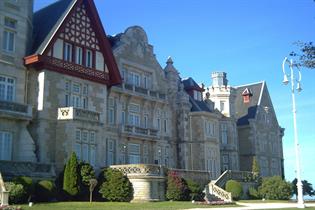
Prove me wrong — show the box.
[282,57,304,208]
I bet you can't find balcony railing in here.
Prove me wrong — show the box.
[114,83,167,101]
[122,125,158,137]
[110,164,166,177]
[0,100,32,120]
[57,107,100,123]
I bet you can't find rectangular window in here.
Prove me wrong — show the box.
[121,111,125,125]
[75,46,83,65]
[74,129,96,166]
[143,76,147,89]
[64,42,72,62]
[222,155,229,164]
[128,143,140,164]
[128,113,140,126]
[221,123,228,144]
[109,108,115,124]
[157,118,160,130]
[107,139,115,165]
[86,49,93,68]
[0,75,15,101]
[5,17,17,29]
[164,119,167,133]
[2,30,15,52]
[0,131,12,161]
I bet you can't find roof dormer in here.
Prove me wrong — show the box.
[242,88,253,104]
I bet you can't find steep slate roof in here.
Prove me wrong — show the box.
[235,81,265,126]
[32,0,75,54]
[182,77,204,91]
[189,96,213,112]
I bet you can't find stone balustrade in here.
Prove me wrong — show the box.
[0,100,32,120]
[122,125,158,137]
[57,107,100,123]
[114,83,167,101]
[208,182,232,202]
[110,164,166,177]
[0,160,55,180]
[0,172,9,206]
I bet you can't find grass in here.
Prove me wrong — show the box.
[19,201,237,210]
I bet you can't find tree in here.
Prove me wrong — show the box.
[166,171,189,201]
[258,176,292,200]
[292,178,315,199]
[99,168,133,202]
[291,41,315,69]
[63,152,80,199]
[78,162,95,200]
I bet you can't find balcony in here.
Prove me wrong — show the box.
[57,107,100,123]
[114,83,167,101]
[0,100,32,120]
[121,124,158,138]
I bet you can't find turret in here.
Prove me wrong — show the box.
[164,56,180,93]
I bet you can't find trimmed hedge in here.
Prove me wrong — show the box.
[63,152,80,199]
[99,168,133,202]
[258,176,292,200]
[225,180,243,200]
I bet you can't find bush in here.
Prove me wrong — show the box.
[63,152,80,199]
[166,171,189,201]
[99,168,133,202]
[13,176,34,201]
[186,179,204,201]
[248,186,260,199]
[4,182,27,204]
[258,176,292,200]
[225,180,243,200]
[78,162,95,200]
[35,180,56,202]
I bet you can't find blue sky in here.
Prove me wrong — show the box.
[34,1,315,186]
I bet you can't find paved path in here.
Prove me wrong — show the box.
[186,202,315,210]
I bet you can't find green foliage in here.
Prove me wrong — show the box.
[258,176,292,200]
[78,162,96,200]
[225,180,243,200]
[166,171,189,201]
[63,152,80,199]
[292,178,315,198]
[35,180,56,202]
[248,186,260,199]
[291,41,315,69]
[99,168,133,202]
[186,179,204,201]
[252,157,260,174]
[13,176,34,201]
[4,182,27,204]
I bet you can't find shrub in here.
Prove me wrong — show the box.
[63,152,80,199]
[225,180,243,200]
[4,182,27,204]
[186,179,204,201]
[258,176,292,200]
[166,171,189,201]
[13,176,34,202]
[248,186,260,199]
[78,162,95,200]
[99,168,133,202]
[35,180,56,202]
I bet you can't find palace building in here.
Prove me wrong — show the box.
[0,0,284,180]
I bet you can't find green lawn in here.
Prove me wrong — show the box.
[19,201,236,210]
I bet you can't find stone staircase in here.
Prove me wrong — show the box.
[205,170,258,202]
[0,172,9,206]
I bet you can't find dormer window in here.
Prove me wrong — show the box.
[193,90,202,101]
[242,88,253,104]
[63,42,72,62]
[75,46,83,65]
[86,49,93,68]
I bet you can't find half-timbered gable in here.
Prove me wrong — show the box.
[24,0,121,86]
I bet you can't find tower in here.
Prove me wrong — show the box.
[209,72,236,117]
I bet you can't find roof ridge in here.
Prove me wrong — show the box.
[234,81,265,88]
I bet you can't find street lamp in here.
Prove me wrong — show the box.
[282,57,304,208]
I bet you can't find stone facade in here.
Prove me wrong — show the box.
[0,0,284,183]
